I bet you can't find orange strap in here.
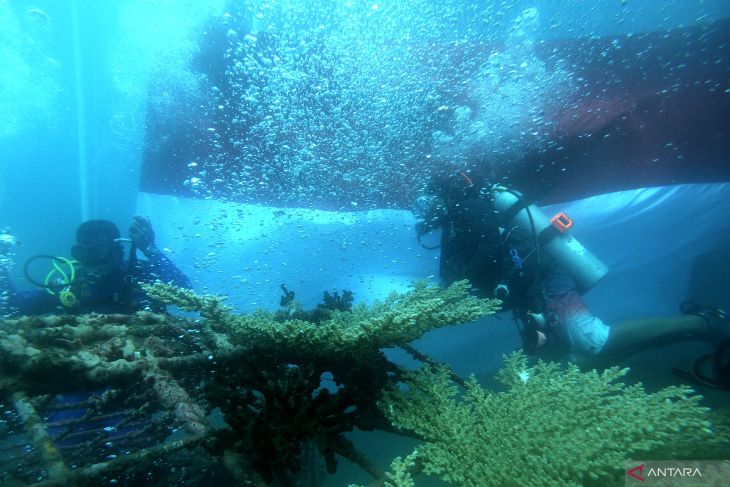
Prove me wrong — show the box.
[550,212,573,232]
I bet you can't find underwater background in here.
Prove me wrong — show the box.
[1,0,730,485]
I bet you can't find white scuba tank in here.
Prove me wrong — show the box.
[490,185,608,294]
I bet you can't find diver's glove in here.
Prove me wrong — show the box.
[130,216,156,256]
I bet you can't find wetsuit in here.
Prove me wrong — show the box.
[439,194,609,359]
[439,196,504,297]
[439,195,544,308]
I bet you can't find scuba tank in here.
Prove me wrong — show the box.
[489,185,609,294]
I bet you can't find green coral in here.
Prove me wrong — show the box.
[381,351,718,486]
[384,451,419,487]
[138,279,500,481]
[349,451,419,487]
[143,280,500,359]
[140,281,233,321]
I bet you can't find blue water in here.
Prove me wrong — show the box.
[2,1,729,253]
[1,1,729,485]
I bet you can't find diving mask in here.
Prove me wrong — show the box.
[413,194,447,236]
[71,238,127,266]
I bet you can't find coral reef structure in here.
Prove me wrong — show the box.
[380,351,727,486]
[2,278,726,486]
[0,280,498,485]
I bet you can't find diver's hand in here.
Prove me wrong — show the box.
[130,216,156,255]
[415,221,430,237]
[494,283,510,300]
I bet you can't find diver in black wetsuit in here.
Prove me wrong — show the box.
[2,217,191,316]
[414,170,730,368]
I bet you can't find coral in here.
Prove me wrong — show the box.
[189,280,498,483]
[3,280,498,485]
[321,289,354,313]
[383,451,419,487]
[274,285,356,324]
[646,407,730,460]
[5,279,724,486]
[144,279,500,361]
[381,351,720,486]
[349,451,419,487]
[140,281,233,322]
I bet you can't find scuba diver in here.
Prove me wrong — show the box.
[0,219,193,461]
[2,217,191,316]
[413,170,730,365]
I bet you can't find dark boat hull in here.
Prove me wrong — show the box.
[140,19,730,208]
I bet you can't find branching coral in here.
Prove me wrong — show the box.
[349,451,419,487]
[143,279,501,360]
[129,280,500,482]
[381,351,719,486]
[4,280,727,486]
[140,281,234,321]
[383,451,419,487]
